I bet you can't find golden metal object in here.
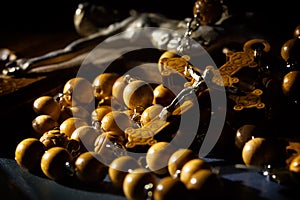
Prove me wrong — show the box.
[229,89,265,111]
[212,39,270,87]
[158,39,270,111]
[125,119,167,148]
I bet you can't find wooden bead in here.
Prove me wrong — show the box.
[289,154,300,184]
[146,142,177,175]
[281,37,300,62]
[152,84,176,107]
[242,137,277,167]
[40,147,73,181]
[112,75,136,107]
[63,77,94,106]
[90,105,112,124]
[33,96,61,121]
[193,0,223,25]
[293,24,300,38]
[74,151,107,185]
[100,111,132,133]
[60,117,89,137]
[92,72,120,101]
[39,130,69,150]
[32,115,59,137]
[123,80,154,110]
[60,106,90,122]
[153,176,188,200]
[71,126,100,152]
[185,169,222,198]
[108,155,141,190]
[282,71,300,99]
[180,158,211,185]
[167,148,198,178]
[235,124,262,149]
[140,104,164,126]
[123,168,158,200]
[15,138,45,172]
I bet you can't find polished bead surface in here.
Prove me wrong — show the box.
[60,117,89,137]
[153,176,188,200]
[281,38,300,62]
[32,115,59,136]
[75,151,107,185]
[242,137,277,167]
[71,125,100,152]
[123,80,154,110]
[180,158,211,185]
[15,138,45,172]
[63,77,94,106]
[193,0,223,25]
[282,71,300,99]
[100,111,132,133]
[140,104,164,126]
[146,142,177,175]
[186,169,221,198]
[108,155,141,189]
[40,147,73,181]
[33,96,61,121]
[123,168,157,200]
[92,72,120,101]
[60,106,90,122]
[168,148,198,178]
[235,124,262,150]
[152,84,176,107]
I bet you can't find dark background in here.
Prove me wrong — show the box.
[0,0,299,32]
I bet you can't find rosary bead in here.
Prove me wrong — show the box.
[63,77,94,106]
[123,168,158,200]
[92,72,120,102]
[108,155,141,190]
[282,71,300,100]
[153,176,188,200]
[100,110,132,133]
[140,104,164,126]
[281,37,300,64]
[60,117,89,137]
[74,151,107,185]
[91,105,112,124]
[70,126,100,152]
[293,24,300,38]
[193,0,223,25]
[185,169,222,199]
[180,158,212,185]
[40,147,73,181]
[94,132,125,165]
[32,115,59,137]
[235,124,263,150]
[146,142,177,175]
[242,137,277,167]
[289,154,300,173]
[123,80,154,110]
[112,75,136,107]
[33,96,61,121]
[39,129,69,150]
[60,106,90,122]
[167,148,198,178]
[152,84,176,107]
[15,138,45,172]
[289,154,300,185]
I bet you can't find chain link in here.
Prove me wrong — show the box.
[176,11,201,53]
